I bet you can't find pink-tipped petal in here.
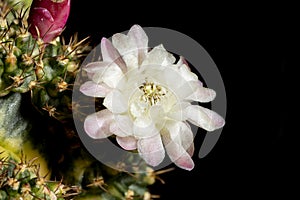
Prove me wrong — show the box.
[101,38,127,72]
[116,136,137,150]
[167,102,190,121]
[185,105,225,131]
[112,33,139,69]
[138,134,165,167]
[176,56,190,67]
[177,64,198,82]
[111,114,134,137]
[200,106,226,128]
[83,61,110,78]
[182,122,195,156]
[101,63,124,88]
[127,24,148,64]
[84,109,114,139]
[109,121,127,137]
[172,152,194,171]
[165,121,194,156]
[161,129,194,171]
[185,82,216,103]
[112,33,132,55]
[166,121,195,156]
[79,81,111,97]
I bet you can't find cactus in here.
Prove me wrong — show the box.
[0,0,89,121]
[0,92,159,200]
[0,152,80,200]
[0,1,161,199]
[0,92,49,176]
[0,92,79,199]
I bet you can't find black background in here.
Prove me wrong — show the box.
[63,1,292,199]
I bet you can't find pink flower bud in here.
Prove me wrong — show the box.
[28,0,71,43]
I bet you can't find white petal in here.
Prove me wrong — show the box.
[101,37,127,72]
[200,106,225,128]
[167,102,190,121]
[166,121,195,156]
[142,44,176,66]
[80,81,111,97]
[174,81,200,100]
[177,63,198,82]
[186,86,216,102]
[112,33,135,55]
[83,61,109,74]
[103,90,127,114]
[175,80,215,102]
[92,70,105,84]
[161,127,194,171]
[185,105,225,131]
[123,54,139,70]
[170,148,194,170]
[137,134,165,167]
[149,105,165,120]
[109,114,133,137]
[116,136,137,150]
[101,62,124,88]
[112,33,138,68]
[153,66,185,93]
[134,115,152,127]
[109,121,128,137]
[181,122,195,156]
[112,25,148,69]
[84,109,113,139]
[129,98,150,119]
[149,105,167,131]
[133,118,159,139]
[86,62,110,83]
[127,24,148,64]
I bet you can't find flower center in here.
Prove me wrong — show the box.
[139,81,167,106]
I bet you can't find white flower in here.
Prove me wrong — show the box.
[80,25,225,170]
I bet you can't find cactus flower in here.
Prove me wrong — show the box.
[28,0,71,43]
[80,25,225,170]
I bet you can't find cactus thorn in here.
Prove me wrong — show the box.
[5,73,28,90]
[42,103,58,118]
[86,176,108,192]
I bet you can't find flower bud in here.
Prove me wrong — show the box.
[28,0,71,43]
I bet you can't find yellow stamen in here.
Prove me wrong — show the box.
[139,81,166,106]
